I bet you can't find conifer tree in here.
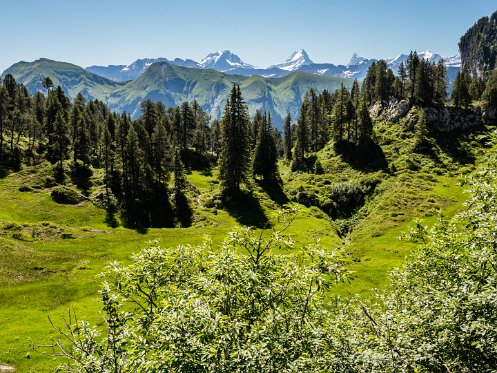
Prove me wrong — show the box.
[351,80,360,109]
[331,84,352,142]
[407,51,420,102]
[151,121,171,184]
[173,146,187,193]
[283,113,292,160]
[414,109,428,149]
[398,61,407,99]
[180,102,195,150]
[291,102,308,171]
[357,97,373,145]
[210,119,221,158]
[0,86,6,160]
[52,109,71,180]
[482,70,497,118]
[140,99,159,136]
[42,77,53,95]
[251,110,264,149]
[218,86,250,194]
[307,89,320,151]
[414,59,432,106]
[452,71,472,108]
[434,59,448,105]
[253,113,278,181]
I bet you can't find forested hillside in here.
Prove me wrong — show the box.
[2,59,351,126]
[460,9,497,78]
[2,3,497,368]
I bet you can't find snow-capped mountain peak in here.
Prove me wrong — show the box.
[271,49,314,71]
[418,50,443,63]
[348,53,368,66]
[444,54,461,67]
[199,50,255,71]
[122,58,167,72]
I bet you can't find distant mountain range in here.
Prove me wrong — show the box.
[86,49,461,82]
[2,58,351,128]
[1,49,461,128]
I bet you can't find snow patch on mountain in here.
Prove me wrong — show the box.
[199,50,255,71]
[271,49,314,71]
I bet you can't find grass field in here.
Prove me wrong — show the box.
[0,122,492,371]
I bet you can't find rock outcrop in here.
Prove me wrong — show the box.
[370,98,483,133]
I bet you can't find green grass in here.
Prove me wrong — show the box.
[0,161,342,371]
[0,120,493,371]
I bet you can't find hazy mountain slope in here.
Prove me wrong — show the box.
[2,58,125,100]
[106,62,352,125]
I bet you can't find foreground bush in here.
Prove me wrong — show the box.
[332,159,497,372]
[45,157,497,372]
[46,211,348,372]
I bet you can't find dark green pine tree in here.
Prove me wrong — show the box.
[283,113,292,160]
[210,119,221,158]
[407,51,420,102]
[414,109,428,150]
[331,84,352,142]
[52,109,71,181]
[140,99,159,136]
[42,76,53,95]
[0,86,6,160]
[151,121,171,184]
[172,107,182,146]
[123,123,144,227]
[251,110,264,150]
[398,61,407,99]
[414,59,433,106]
[307,89,320,152]
[180,102,195,150]
[357,97,373,145]
[433,59,448,106]
[218,85,250,195]
[192,103,209,153]
[452,70,472,108]
[291,100,309,171]
[350,79,361,109]
[172,146,192,227]
[252,113,278,182]
[70,93,91,165]
[482,70,497,117]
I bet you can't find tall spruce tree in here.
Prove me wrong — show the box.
[452,70,472,108]
[218,86,250,194]
[253,113,278,181]
[0,86,6,160]
[331,84,352,142]
[151,121,171,184]
[283,113,292,160]
[52,109,71,180]
[357,97,373,145]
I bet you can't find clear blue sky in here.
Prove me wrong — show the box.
[1,0,496,72]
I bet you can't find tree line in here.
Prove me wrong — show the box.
[1,54,496,227]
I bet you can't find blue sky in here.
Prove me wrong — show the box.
[1,0,496,72]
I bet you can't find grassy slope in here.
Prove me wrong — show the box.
[0,115,492,371]
[283,118,493,296]
[1,59,124,101]
[0,163,340,371]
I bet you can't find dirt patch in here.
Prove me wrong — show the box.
[0,365,15,372]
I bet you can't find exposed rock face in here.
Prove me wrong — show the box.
[370,99,483,133]
[459,10,497,79]
[370,98,411,122]
[406,106,483,132]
